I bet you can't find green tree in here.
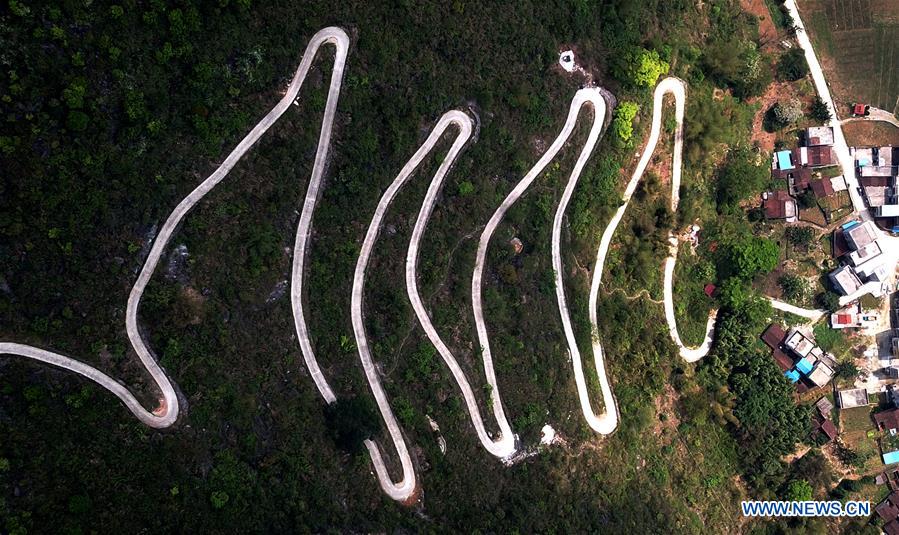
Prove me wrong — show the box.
[835,361,859,380]
[716,146,769,209]
[779,274,809,302]
[67,111,89,132]
[819,291,841,312]
[611,101,639,147]
[809,97,832,123]
[616,47,670,87]
[784,479,814,501]
[727,236,779,280]
[777,49,809,81]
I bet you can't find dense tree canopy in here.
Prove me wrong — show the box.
[776,48,810,81]
[716,146,769,210]
[615,47,670,88]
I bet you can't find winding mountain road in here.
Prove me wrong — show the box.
[5,16,850,504]
[549,89,619,435]
[351,111,473,502]
[0,28,350,429]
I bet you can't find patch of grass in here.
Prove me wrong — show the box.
[841,406,874,433]
[806,11,835,55]
[860,294,882,310]
[813,322,847,355]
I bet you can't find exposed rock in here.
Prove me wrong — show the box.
[165,244,190,283]
[266,280,289,304]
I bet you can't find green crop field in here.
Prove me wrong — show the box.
[802,0,899,114]
[872,23,899,114]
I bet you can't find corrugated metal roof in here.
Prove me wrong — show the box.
[796,357,814,375]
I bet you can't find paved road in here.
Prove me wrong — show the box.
[408,114,519,459]
[654,78,719,363]
[547,89,618,435]
[0,28,350,429]
[291,28,350,405]
[351,111,472,502]
[769,298,826,321]
[783,0,866,218]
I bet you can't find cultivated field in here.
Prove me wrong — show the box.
[800,0,899,115]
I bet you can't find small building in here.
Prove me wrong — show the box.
[838,388,870,409]
[877,205,899,218]
[830,303,859,329]
[818,419,838,441]
[775,150,795,172]
[845,220,878,250]
[808,362,835,387]
[785,330,815,358]
[829,265,864,296]
[762,190,798,222]
[785,369,801,383]
[847,240,883,267]
[877,490,899,521]
[856,259,888,283]
[816,397,834,418]
[761,323,787,349]
[806,126,835,146]
[772,348,794,372]
[809,177,834,197]
[806,145,835,167]
[796,356,815,375]
[875,408,899,434]
[830,175,848,192]
[877,492,899,535]
[889,384,899,408]
[832,229,850,258]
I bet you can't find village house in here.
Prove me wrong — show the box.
[828,220,886,297]
[761,325,835,389]
[762,190,798,222]
[768,126,844,215]
[837,387,870,409]
[829,301,879,330]
[876,491,899,535]
[854,146,899,219]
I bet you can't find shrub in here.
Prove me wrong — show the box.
[778,274,809,302]
[818,290,841,312]
[611,101,639,146]
[458,180,475,196]
[786,226,815,248]
[784,479,814,501]
[716,146,768,209]
[616,47,670,88]
[727,236,779,280]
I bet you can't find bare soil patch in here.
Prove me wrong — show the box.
[842,120,899,146]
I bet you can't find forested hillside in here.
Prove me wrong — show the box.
[0,0,832,532]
